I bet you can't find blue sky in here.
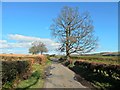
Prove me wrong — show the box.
[1,2,118,54]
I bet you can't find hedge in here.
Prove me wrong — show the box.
[74,60,120,79]
[2,60,31,85]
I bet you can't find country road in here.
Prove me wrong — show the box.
[44,63,90,89]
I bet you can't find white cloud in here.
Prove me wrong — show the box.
[0,40,7,43]
[0,40,10,49]
[9,34,39,42]
[8,34,60,50]
[0,34,60,53]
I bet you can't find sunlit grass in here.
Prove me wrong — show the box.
[71,56,120,65]
[16,59,52,89]
[16,63,44,89]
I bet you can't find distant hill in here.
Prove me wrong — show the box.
[85,52,120,56]
[100,52,120,56]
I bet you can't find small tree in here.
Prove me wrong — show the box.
[50,6,98,60]
[29,46,39,54]
[29,41,48,54]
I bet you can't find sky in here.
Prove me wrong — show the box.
[0,2,118,54]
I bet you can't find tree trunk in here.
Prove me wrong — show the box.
[66,28,70,61]
[41,52,43,55]
[66,52,70,60]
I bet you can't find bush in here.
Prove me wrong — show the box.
[2,61,31,85]
[74,60,120,79]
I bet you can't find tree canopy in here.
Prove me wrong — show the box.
[29,41,48,54]
[50,6,98,59]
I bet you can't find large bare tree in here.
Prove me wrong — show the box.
[50,6,98,60]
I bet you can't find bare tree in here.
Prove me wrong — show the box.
[50,6,98,60]
[29,41,48,54]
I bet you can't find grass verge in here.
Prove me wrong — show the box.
[16,59,52,89]
[16,63,44,89]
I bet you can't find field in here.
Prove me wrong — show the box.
[71,55,120,65]
[0,54,45,61]
[0,54,51,89]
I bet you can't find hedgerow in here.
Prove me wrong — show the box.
[74,60,120,79]
[2,61,31,86]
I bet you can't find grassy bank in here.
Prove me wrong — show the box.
[1,54,52,89]
[16,63,44,89]
[16,58,52,89]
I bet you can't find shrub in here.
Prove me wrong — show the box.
[2,61,31,85]
[74,60,120,79]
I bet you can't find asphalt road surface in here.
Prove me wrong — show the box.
[44,63,90,89]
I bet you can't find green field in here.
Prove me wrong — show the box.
[70,55,120,65]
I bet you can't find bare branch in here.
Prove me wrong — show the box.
[50,6,98,59]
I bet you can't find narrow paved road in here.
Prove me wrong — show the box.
[44,63,89,88]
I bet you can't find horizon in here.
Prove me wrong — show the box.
[0,2,118,54]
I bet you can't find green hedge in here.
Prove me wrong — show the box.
[74,60,120,78]
[2,61,31,86]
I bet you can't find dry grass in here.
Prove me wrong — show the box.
[0,54,43,60]
[0,54,43,58]
[0,54,47,67]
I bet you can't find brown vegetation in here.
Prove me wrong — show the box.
[0,54,47,89]
[0,54,46,65]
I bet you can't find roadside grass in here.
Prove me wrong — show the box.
[2,81,13,89]
[16,63,44,89]
[46,58,52,66]
[16,59,52,89]
[1,54,51,90]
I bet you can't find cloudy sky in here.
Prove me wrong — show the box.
[1,2,118,54]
